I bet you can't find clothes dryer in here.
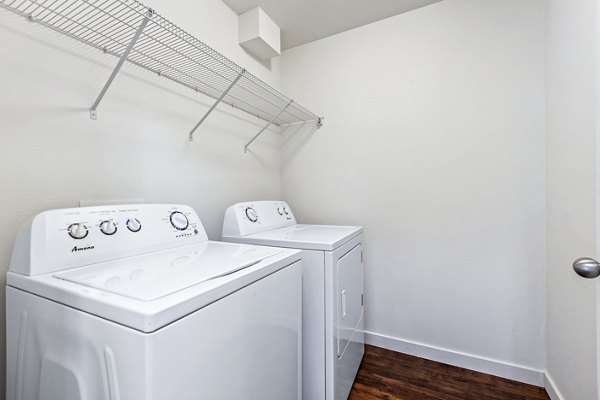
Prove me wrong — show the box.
[223,201,364,400]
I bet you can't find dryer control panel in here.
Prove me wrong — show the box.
[222,201,297,237]
[10,204,208,276]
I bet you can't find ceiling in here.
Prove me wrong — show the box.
[222,0,442,50]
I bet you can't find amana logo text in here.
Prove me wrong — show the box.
[71,245,95,252]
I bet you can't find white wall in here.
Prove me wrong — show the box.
[545,0,599,398]
[0,0,283,395]
[280,0,547,380]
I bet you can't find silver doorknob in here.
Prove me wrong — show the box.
[573,257,600,279]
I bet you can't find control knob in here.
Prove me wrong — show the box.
[245,207,258,222]
[277,207,284,216]
[100,219,117,235]
[126,218,142,232]
[170,211,189,231]
[283,207,289,215]
[68,223,88,240]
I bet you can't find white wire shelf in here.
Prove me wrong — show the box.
[0,0,323,148]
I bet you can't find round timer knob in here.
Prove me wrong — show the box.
[283,207,289,215]
[245,207,258,222]
[170,211,189,231]
[277,207,284,216]
[100,219,117,235]
[68,223,88,240]
[127,218,142,232]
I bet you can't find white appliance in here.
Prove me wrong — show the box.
[6,204,303,400]
[222,201,364,400]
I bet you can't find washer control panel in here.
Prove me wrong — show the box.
[222,201,297,237]
[10,204,208,276]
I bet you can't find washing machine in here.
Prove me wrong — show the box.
[222,201,364,400]
[6,204,303,400]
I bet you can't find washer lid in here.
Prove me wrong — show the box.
[8,241,301,333]
[54,242,282,301]
[225,224,363,251]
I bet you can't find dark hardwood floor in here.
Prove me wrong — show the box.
[348,345,550,400]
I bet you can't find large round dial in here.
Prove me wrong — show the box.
[170,211,189,231]
[68,223,88,240]
[126,218,142,232]
[245,207,258,222]
[277,207,284,216]
[283,207,289,215]
[100,219,117,235]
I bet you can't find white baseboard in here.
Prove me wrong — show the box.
[544,373,564,400]
[364,331,545,387]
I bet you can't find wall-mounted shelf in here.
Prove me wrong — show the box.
[0,0,323,150]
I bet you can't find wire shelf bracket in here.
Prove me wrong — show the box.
[0,0,323,145]
[89,8,153,120]
[189,69,245,141]
[245,100,293,153]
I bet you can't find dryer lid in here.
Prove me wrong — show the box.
[226,224,363,251]
[53,241,282,301]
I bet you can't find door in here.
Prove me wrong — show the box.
[545,0,599,398]
[336,243,364,357]
[328,238,365,400]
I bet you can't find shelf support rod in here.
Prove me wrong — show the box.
[89,9,154,120]
[244,100,293,153]
[188,70,245,141]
